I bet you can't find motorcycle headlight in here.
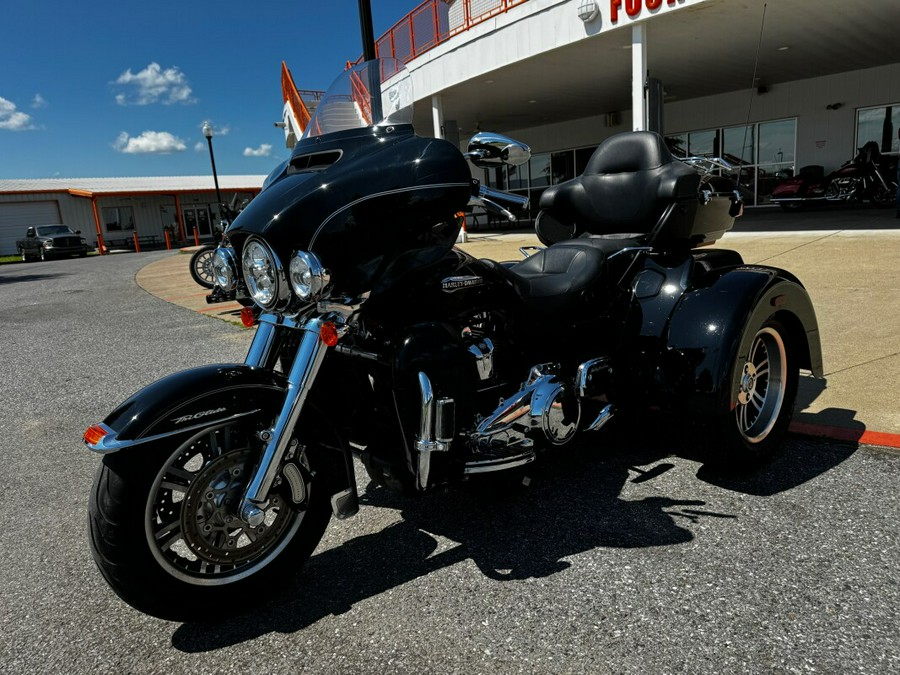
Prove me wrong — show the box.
[241,239,285,309]
[289,251,331,302]
[213,246,238,291]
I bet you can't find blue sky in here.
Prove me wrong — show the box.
[0,0,415,178]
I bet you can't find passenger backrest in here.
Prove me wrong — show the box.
[537,131,700,245]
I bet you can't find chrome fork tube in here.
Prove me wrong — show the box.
[239,315,329,527]
[244,317,278,368]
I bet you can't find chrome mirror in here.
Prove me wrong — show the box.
[465,132,532,168]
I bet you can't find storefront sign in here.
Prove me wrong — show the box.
[610,0,685,23]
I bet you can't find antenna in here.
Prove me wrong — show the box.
[736,2,768,192]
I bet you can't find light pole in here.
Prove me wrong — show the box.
[202,121,223,211]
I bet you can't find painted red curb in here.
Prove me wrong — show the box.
[789,421,900,449]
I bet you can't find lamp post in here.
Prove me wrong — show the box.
[202,121,223,211]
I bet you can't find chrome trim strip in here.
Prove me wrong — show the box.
[463,452,535,475]
[84,410,262,454]
[309,182,471,249]
[414,372,450,490]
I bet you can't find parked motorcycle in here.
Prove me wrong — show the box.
[84,58,823,621]
[769,141,897,210]
[189,195,250,288]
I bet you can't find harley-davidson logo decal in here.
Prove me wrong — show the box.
[171,407,227,425]
[441,275,483,292]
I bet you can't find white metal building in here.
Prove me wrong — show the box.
[376,0,900,209]
[4,0,899,255]
[0,177,263,256]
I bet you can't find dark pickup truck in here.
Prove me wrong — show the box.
[17,225,93,261]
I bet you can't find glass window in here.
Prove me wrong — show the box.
[103,206,135,231]
[575,146,596,175]
[551,150,574,185]
[507,161,528,190]
[723,125,754,164]
[758,119,796,165]
[856,104,899,154]
[529,153,551,188]
[689,129,719,157]
[664,134,687,157]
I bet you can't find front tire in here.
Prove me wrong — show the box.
[189,246,217,288]
[713,319,799,470]
[871,182,897,208]
[88,420,332,621]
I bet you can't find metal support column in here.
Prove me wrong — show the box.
[432,94,444,139]
[631,24,647,131]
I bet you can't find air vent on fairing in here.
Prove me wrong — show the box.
[288,150,343,173]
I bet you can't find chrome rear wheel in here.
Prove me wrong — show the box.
[735,326,788,445]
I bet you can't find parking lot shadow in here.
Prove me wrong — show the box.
[171,439,726,651]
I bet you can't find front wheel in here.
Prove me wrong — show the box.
[88,420,332,620]
[189,245,217,288]
[713,319,799,470]
[870,182,897,208]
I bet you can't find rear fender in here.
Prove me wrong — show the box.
[86,364,287,453]
[662,266,823,416]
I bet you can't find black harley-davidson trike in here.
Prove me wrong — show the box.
[84,58,823,620]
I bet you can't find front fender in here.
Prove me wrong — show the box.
[661,266,823,416]
[85,364,287,453]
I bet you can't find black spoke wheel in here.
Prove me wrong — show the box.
[189,246,217,288]
[871,183,896,208]
[88,420,332,620]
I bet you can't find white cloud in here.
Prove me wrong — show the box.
[194,141,206,152]
[243,143,272,157]
[114,63,195,105]
[31,94,48,109]
[0,96,34,131]
[199,121,230,136]
[114,130,187,154]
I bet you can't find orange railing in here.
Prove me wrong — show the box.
[367,0,529,64]
[349,70,373,126]
[281,61,313,133]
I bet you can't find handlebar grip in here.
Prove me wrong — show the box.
[479,185,530,212]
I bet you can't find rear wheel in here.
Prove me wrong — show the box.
[88,420,332,621]
[713,319,798,470]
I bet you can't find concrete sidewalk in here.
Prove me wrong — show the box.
[136,206,900,446]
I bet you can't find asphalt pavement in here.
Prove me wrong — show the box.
[139,205,900,447]
[1,239,899,673]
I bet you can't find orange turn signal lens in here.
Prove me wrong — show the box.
[240,307,257,328]
[320,322,339,347]
[83,424,109,446]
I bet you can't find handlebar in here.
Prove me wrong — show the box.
[469,184,530,223]
[679,156,736,175]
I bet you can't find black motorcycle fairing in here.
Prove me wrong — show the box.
[226,125,472,298]
[662,266,823,416]
[99,364,288,444]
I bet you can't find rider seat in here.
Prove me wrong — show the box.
[493,132,702,313]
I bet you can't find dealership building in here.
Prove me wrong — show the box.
[3,0,899,255]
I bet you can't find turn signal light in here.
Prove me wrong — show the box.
[320,322,339,347]
[240,307,257,328]
[83,424,109,446]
